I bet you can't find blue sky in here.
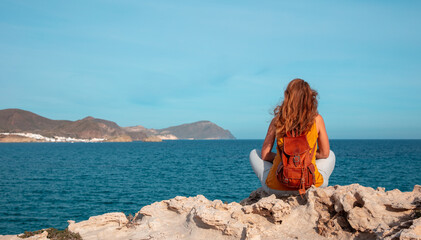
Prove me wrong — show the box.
[1,1,420,139]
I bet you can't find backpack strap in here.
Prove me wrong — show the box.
[276,142,288,168]
[299,141,317,196]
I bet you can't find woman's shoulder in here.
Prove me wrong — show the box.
[315,114,323,123]
[315,114,325,133]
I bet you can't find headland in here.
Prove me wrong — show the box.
[0,109,235,143]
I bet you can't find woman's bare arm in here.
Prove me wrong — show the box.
[315,114,330,159]
[261,118,277,162]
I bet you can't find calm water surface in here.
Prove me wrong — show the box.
[0,140,420,234]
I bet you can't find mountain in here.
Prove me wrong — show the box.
[0,108,70,134]
[0,109,128,140]
[157,121,235,140]
[122,125,149,141]
[55,116,126,139]
[123,121,236,140]
[0,109,236,142]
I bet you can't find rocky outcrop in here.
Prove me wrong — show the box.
[104,135,132,142]
[142,135,163,142]
[69,184,421,239]
[0,231,49,240]
[2,184,419,239]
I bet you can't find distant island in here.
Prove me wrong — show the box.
[0,109,235,142]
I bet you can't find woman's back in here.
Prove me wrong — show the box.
[265,120,324,190]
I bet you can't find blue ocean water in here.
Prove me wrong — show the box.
[0,140,420,235]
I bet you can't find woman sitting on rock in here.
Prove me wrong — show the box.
[250,78,336,195]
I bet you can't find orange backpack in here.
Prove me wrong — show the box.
[276,131,317,195]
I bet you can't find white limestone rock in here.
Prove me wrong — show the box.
[2,184,420,240]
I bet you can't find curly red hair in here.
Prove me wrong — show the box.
[274,78,319,137]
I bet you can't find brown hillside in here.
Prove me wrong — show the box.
[0,109,236,141]
[55,116,126,139]
[158,121,235,139]
[0,109,127,139]
[0,108,70,133]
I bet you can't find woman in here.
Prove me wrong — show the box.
[250,78,335,195]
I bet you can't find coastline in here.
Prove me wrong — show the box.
[0,132,236,143]
[0,133,107,143]
[1,184,420,240]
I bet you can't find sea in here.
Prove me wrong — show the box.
[0,140,420,235]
